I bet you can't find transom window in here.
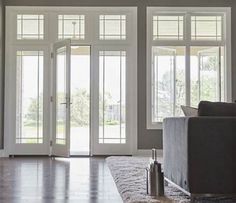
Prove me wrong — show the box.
[17,14,44,40]
[153,15,184,40]
[99,15,126,40]
[147,8,231,129]
[191,15,222,41]
[58,15,85,39]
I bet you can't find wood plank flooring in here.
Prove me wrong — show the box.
[0,157,123,203]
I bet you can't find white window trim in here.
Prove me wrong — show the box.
[147,7,232,129]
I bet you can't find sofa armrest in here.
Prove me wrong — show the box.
[163,116,236,194]
[163,117,190,192]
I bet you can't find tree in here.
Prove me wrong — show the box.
[25,94,43,125]
[155,54,218,120]
[71,89,90,126]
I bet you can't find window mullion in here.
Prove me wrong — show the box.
[185,13,191,106]
[173,52,176,116]
[218,46,222,101]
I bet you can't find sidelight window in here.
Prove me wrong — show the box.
[99,51,126,144]
[16,51,44,144]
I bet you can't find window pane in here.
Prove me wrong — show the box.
[16,51,44,144]
[58,15,85,40]
[190,47,223,107]
[99,51,126,144]
[99,15,126,40]
[152,47,185,122]
[56,47,67,145]
[17,15,44,40]
[191,16,222,41]
[153,15,184,40]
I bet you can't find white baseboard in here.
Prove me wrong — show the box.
[0,150,9,157]
[134,149,163,157]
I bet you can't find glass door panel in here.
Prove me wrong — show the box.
[52,40,71,157]
[190,47,221,106]
[152,46,186,122]
[56,46,67,145]
[152,47,175,122]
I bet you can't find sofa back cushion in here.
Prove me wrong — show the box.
[198,101,236,116]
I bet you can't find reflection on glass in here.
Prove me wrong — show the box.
[56,47,67,145]
[152,46,185,122]
[190,46,223,107]
[16,51,44,144]
[70,46,90,155]
[99,51,126,144]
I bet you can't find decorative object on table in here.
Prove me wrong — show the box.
[146,148,164,197]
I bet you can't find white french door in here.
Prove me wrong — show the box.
[51,40,71,157]
[91,47,132,155]
[7,44,133,156]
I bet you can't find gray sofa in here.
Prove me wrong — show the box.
[163,101,236,195]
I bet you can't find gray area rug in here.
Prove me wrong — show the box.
[106,156,236,203]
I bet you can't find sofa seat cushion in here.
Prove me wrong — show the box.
[198,101,236,116]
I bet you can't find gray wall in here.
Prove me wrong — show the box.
[3,0,235,150]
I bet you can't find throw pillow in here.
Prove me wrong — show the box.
[181,105,198,117]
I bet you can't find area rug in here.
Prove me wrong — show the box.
[106,156,236,203]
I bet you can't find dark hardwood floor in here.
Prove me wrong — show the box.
[0,157,123,203]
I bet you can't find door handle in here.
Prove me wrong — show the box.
[60,102,67,105]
